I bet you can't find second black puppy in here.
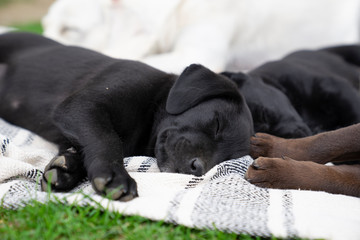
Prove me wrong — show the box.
[0,33,253,201]
[223,45,360,138]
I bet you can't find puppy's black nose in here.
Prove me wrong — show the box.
[189,158,205,176]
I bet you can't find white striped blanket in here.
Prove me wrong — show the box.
[0,118,359,240]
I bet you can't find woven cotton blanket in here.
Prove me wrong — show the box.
[1,118,360,240]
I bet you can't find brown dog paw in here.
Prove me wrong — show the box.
[245,157,287,189]
[250,133,286,158]
[250,133,311,161]
[245,156,324,190]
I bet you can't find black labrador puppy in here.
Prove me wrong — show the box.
[222,71,312,138]
[0,32,254,201]
[223,45,360,138]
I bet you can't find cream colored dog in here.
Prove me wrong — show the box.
[43,0,360,73]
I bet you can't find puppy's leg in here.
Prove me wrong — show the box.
[251,123,360,164]
[41,146,86,191]
[49,95,138,201]
[245,157,360,197]
[250,133,323,163]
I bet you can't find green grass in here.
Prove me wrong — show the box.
[12,21,43,34]
[0,200,269,240]
[0,0,32,8]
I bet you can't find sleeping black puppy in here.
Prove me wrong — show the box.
[223,45,360,137]
[0,32,253,201]
[221,71,312,138]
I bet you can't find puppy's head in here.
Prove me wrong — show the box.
[155,64,253,176]
[222,72,312,138]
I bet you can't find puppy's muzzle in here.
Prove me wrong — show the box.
[156,128,208,176]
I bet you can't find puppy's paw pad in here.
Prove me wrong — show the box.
[45,155,71,172]
[44,169,58,185]
[92,177,111,192]
[105,187,125,200]
[42,153,85,192]
[91,174,138,201]
[41,168,76,191]
[119,193,137,202]
[50,156,67,169]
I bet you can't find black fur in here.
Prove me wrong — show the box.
[223,45,360,137]
[0,32,253,201]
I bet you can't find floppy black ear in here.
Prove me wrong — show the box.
[166,64,241,115]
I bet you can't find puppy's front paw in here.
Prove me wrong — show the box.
[245,156,327,191]
[245,157,291,189]
[250,133,284,158]
[41,150,86,191]
[88,163,138,201]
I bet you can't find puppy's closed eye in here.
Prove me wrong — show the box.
[214,116,221,138]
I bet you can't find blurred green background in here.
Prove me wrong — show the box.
[0,0,54,33]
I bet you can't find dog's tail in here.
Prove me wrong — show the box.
[322,45,360,67]
[0,32,59,63]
